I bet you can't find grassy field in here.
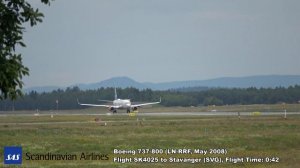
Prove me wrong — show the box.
[0,106,300,167]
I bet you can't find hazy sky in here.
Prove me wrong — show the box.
[20,0,300,87]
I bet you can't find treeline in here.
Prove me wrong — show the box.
[1,86,300,111]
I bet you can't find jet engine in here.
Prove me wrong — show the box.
[108,107,116,113]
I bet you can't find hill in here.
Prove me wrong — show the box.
[24,75,300,93]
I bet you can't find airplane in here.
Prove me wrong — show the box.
[77,88,161,113]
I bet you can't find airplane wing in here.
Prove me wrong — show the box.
[77,99,117,108]
[97,99,114,103]
[78,103,111,107]
[131,98,161,108]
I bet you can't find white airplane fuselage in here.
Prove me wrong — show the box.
[113,99,131,109]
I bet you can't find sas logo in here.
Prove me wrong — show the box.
[4,146,22,164]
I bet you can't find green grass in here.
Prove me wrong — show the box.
[0,109,300,167]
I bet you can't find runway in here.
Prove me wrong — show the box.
[0,111,299,126]
[0,111,299,117]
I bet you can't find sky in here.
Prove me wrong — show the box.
[20,0,300,88]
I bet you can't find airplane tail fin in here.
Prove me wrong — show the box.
[114,87,117,100]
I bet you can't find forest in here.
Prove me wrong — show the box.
[1,85,300,111]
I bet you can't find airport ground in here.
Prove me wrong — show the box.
[0,104,299,167]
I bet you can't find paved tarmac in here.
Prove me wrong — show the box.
[0,111,299,117]
[0,111,298,126]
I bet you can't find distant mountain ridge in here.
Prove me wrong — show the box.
[74,77,146,90]
[24,75,300,93]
